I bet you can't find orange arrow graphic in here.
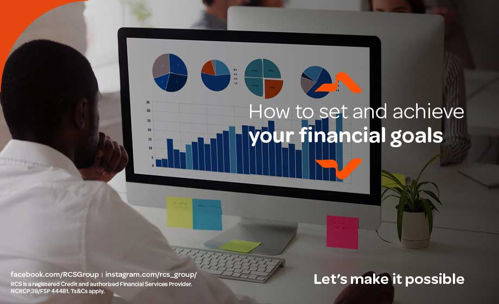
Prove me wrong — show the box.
[315,72,362,94]
[315,158,363,180]
[0,0,86,84]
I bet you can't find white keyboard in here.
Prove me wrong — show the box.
[172,246,285,283]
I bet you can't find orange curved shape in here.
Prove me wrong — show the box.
[0,0,86,84]
[315,72,363,94]
[315,158,362,180]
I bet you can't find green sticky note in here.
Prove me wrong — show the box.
[382,173,406,188]
[166,197,193,228]
[220,240,261,253]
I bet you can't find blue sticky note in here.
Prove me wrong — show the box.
[193,199,222,231]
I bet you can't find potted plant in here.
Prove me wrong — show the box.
[382,155,441,249]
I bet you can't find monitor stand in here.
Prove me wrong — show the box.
[204,217,297,255]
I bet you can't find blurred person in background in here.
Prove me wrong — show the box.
[425,0,475,69]
[245,0,285,7]
[369,0,471,165]
[192,0,284,30]
[192,0,250,30]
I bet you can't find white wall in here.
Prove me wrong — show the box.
[12,2,87,54]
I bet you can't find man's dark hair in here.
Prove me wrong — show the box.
[202,0,214,6]
[0,40,98,140]
[245,0,264,6]
[368,0,426,14]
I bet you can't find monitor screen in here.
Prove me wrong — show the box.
[119,29,380,204]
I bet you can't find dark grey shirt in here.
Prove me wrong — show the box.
[191,11,227,30]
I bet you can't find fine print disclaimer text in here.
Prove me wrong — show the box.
[10,271,197,296]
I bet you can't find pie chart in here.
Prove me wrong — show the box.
[153,54,188,92]
[301,66,332,99]
[201,60,231,91]
[245,59,283,99]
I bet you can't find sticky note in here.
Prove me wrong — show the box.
[382,173,406,189]
[166,197,193,228]
[220,240,261,253]
[193,199,222,231]
[327,215,359,250]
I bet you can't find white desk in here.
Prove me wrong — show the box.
[109,174,499,304]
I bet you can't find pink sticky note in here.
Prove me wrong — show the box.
[327,215,359,250]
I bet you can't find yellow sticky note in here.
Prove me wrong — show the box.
[166,197,193,228]
[220,240,261,253]
[382,173,406,189]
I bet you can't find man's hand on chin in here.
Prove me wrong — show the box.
[79,132,129,182]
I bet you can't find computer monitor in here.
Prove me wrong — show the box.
[118,28,381,255]
[228,7,444,174]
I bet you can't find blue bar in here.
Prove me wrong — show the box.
[296,151,302,178]
[301,120,309,179]
[186,145,193,169]
[229,126,237,173]
[315,120,323,180]
[198,138,205,170]
[329,142,336,181]
[223,131,230,173]
[162,159,168,168]
[256,132,263,175]
[217,134,223,172]
[192,142,199,170]
[322,118,330,181]
[289,144,296,178]
[282,148,289,177]
[276,143,282,177]
[249,127,256,174]
[263,143,269,176]
[210,139,217,172]
[204,144,211,171]
[236,134,243,174]
[336,115,343,173]
[174,150,180,169]
[167,139,174,168]
[242,126,249,174]
[309,125,315,180]
[180,152,186,169]
[156,159,162,167]
[261,127,269,176]
[268,121,275,132]
[268,122,275,176]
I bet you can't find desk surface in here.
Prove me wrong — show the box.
[109,174,499,304]
[110,164,499,235]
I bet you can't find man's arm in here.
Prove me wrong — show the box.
[79,132,128,182]
[83,184,257,304]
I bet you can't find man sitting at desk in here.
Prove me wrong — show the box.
[0,40,393,303]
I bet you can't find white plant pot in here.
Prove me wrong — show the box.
[401,211,430,249]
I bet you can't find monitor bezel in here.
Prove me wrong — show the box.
[118,28,381,206]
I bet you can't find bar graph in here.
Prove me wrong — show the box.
[154,117,345,182]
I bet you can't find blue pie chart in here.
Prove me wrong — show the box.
[301,66,332,99]
[153,54,188,92]
[201,60,231,92]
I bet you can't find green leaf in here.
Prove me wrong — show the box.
[423,190,441,205]
[381,187,391,199]
[415,154,440,183]
[382,170,406,190]
[417,181,440,196]
[382,194,401,202]
[422,199,434,234]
